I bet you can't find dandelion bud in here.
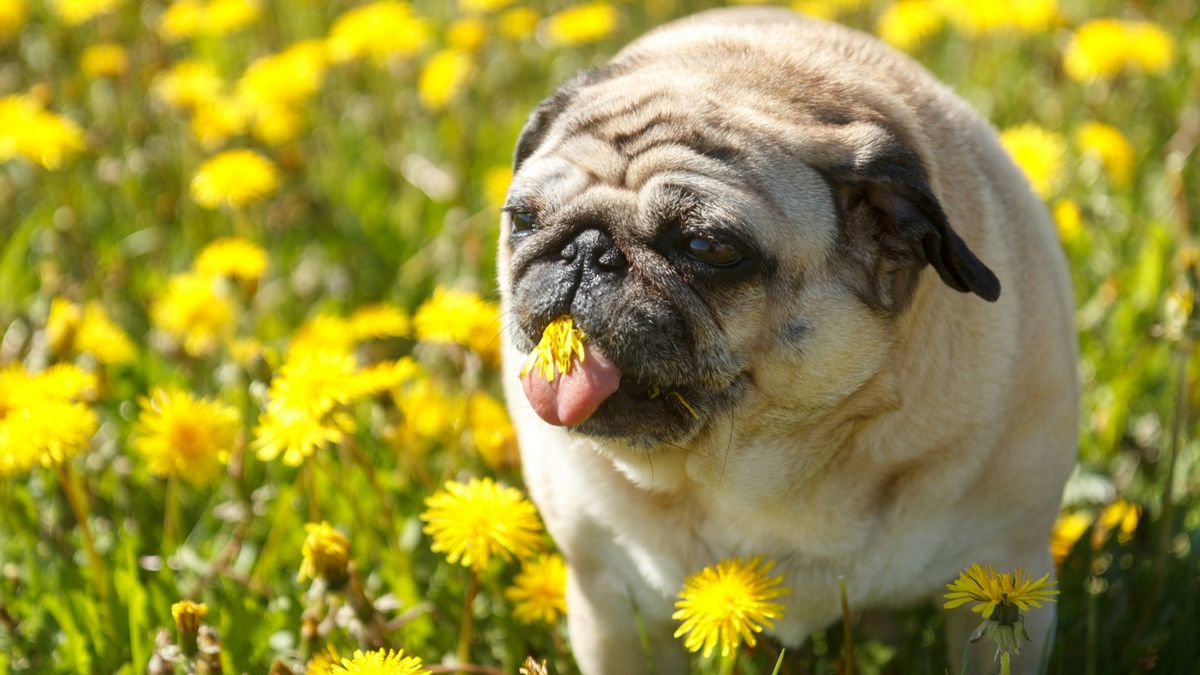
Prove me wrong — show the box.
[171,599,208,656]
[298,521,351,588]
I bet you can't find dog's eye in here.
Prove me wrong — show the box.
[511,210,537,234]
[685,236,742,267]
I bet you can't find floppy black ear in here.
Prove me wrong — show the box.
[825,140,1000,310]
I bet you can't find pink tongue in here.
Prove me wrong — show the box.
[521,344,622,426]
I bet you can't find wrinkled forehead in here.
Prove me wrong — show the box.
[509,70,838,263]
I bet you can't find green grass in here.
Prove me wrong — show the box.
[1,1,1198,673]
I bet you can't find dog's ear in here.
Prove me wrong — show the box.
[820,131,1000,310]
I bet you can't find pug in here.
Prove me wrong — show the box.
[498,6,1078,674]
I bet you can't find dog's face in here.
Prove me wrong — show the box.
[500,66,1000,449]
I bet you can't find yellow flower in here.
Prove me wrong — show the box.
[999,124,1065,199]
[330,649,430,675]
[158,0,203,41]
[943,563,1058,619]
[468,392,516,468]
[545,2,618,47]
[171,600,208,637]
[248,101,304,145]
[520,316,585,382]
[194,237,268,282]
[190,96,250,149]
[253,348,360,466]
[0,365,98,476]
[204,0,259,35]
[941,0,1057,35]
[0,0,26,42]
[448,17,487,51]
[483,165,512,209]
[1096,499,1139,545]
[412,287,501,359]
[152,60,224,112]
[327,1,432,64]
[349,304,410,341]
[0,95,85,170]
[1063,19,1175,82]
[151,272,237,357]
[132,388,240,485]
[876,0,944,52]
[46,297,83,357]
[53,0,121,25]
[237,40,328,111]
[160,0,260,40]
[395,374,464,442]
[190,149,279,209]
[1075,122,1134,188]
[298,521,351,585]
[672,557,788,659]
[1050,510,1090,564]
[460,0,512,12]
[421,477,543,572]
[1053,198,1082,244]
[81,43,127,79]
[77,303,135,364]
[353,358,420,397]
[791,0,865,21]
[418,49,473,112]
[506,553,568,625]
[497,7,538,40]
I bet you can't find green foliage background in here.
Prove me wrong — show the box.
[1,0,1198,673]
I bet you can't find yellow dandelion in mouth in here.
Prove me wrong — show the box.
[132,388,240,486]
[298,521,351,586]
[420,477,543,572]
[505,553,568,625]
[520,316,586,382]
[191,149,279,210]
[330,649,430,675]
[943,563,1058,619]
[672,556,789,659]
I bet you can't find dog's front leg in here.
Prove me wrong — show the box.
[565,556,688,675]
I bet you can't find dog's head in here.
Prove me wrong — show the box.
[499,58,999,449]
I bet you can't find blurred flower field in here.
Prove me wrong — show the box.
[0,0,1198,673]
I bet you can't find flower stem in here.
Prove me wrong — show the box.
[717,650,737,675]
[999,651,1011,675]
[456,570,479,673]
[303,461,321,522]
[56,462,108,603]
[839,575,855,675]
[163,475,179,553]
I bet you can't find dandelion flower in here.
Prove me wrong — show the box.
[672,556,788,658]
[53,0,121,25]
[394,373,464,442]
[157,0,203,41]
[506,553,568,625]
[151,272,237,357]
[152,60,224,112]
[77,303,135,364]
[483,165,512,209]
[544,2,619,47]
[327,1,432,64]
[1052,199,1082,244]
[876,0,944,52]
[999,124,1065,199]
[349,304,410,341]
[412,287,501,359]
[421,477,543,572]
[1050,510,1090,563]
[290,315,357,358]
[194,237,268,282]
[520,316,585,382]
[237,40,328,111]
[132,388,240,485]
[468,392,516,468]
[943,563,1058,619]
[1095,499,1139,545]
[81,43,128,79]
[497,7,539,41]
[460,0,512,12]
[1063,19,1174,82]
[46,297,83,358]
[171,599,208,636]
[418,49,473,111]
[190,96,250,149]
[253,349,361,466]
[448,17,487,51]
[941,0,1057,35]
[353,358,420,397]
[1075,122,1134,188]
[0,95,85,169]
[191,149,279,209]
[330,649,430,675]
[0,365,98,476]
[298,521,351,586]
[0,0,26,41]
[203,0,260,35]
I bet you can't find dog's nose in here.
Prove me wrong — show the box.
[560,229,627,272]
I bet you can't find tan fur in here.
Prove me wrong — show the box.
[499,8,1077,674]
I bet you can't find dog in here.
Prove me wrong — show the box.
[498,7,1078,674]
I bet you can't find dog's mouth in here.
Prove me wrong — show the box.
[518,341,745,445]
